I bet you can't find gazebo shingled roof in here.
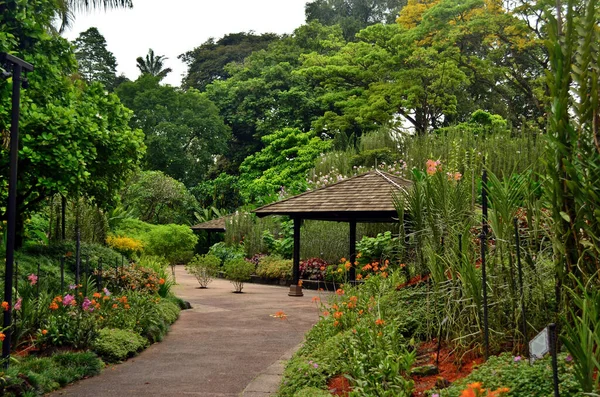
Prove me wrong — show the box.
[252,170,412,296]
[253,170,412,222]
[190,216,228,232]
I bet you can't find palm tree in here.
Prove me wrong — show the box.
[56,0,133,33]
[136,49,172,80]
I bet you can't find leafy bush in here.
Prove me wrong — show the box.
[106,235,144,259]
[355,231,398,265]
[186,254,220,288]
[112,218,156,241]
[0,352,103,396]
[437,353,584,397]
[208,241,245,266]
[255,255,292,279]
[91,328,148,362]
[144,224,198,278]
[299,258,330,281]
[224,258,254,292]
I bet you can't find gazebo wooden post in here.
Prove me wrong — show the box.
[349,219,357,282]
[289,216,303,296]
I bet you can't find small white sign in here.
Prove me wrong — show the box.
[529,327,550,364]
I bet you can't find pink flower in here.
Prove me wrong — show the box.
[82,297,93,312]
[514,355,522,362]
[28,273,38,285]
[14,298,22,311]
[103,287,111,296]
[62,294,74,307]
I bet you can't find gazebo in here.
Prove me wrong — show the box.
[253,170,412,296]
[190,216,229,247]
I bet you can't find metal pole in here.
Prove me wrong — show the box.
[481,167,490,360]
[60,256,65,291]
[75,228,81,286]
[61,195,66,240]
[549,323,560,397]
[84,255,89,296]
[349,220,356,282]
[514,217,527,354]
[2,53,33,367]
[97,259,103,292]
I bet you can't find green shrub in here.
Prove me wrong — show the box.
[0,352,103,396]
[255,255,292,279]
[20,240,123,272]
[208,241,245,265]
[437,353,584,397]
[92,328,149,362]
[144,224,198,279]
[186,254,220,288]
[224,258,254,292]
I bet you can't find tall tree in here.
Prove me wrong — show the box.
[205,22,346,174]
[180,32,280,91]
[1,0,145,237]
[136,48,172,80]
[305,0,407,40]
[116,75,230,186]
[300,0,545,135]
[73,27,118,90]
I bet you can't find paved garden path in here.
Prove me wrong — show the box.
[49,267,325,397]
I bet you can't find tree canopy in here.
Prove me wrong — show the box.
[116,75,230,187]
[180,32,280,91]
[73,27,118,90]
[0,0,145,226]
[136,48,172,80]
[305,0,407,40]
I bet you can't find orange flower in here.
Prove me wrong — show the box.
[362,264,372,271]
[112,304,118,309]
[340,257,347,263]
[352,329,357,334]
[349,296,358,304]
[124,304,131,310]
[375,318,385,326]
[103,296,109,301]
[356,274,363,280]
[333,311,344,319]
[0,332,5,341]
[377,331,383,337]
[298,280,303,287]
[1,301,9,311]
[159,278,165,285]
[381,272,388,278]
[93,292,102,299]
[271,310,287,319]
[42,329,48,335]
[311,296,320,303]
[322,311,330,317]
[358,309,364,315]
[336,289,344,296]
[344,262,351,270]
[333,320,339,327]
[320,266,326,271]
[49,302,59,310]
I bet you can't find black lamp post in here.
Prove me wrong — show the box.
[1,52,33,367]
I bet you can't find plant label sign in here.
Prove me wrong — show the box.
[529,326,550,364]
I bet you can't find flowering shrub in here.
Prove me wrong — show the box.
[106,235,144,258]
[99,263,164,294]
[299,258,331,281]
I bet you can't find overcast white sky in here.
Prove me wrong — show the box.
[62,0,309,87]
